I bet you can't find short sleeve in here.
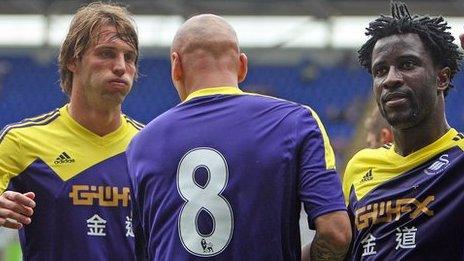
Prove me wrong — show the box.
[298,107,347,229]
[0,129,23,193]
[342,157,357,206]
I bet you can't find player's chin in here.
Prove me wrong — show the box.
[386,112,421,130]
[101,92,128,105]
[105,84,130,95]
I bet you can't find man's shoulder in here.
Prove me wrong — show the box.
[242,92,306,107]
[137,93,323,139]
[234,93,326,125]
[343,145,393,197]
[122,114,144,133]
[0,108,61,143]
[451,130,464,148]
[348,144,393,169]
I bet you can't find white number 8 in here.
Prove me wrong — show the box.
[177,148,234,257]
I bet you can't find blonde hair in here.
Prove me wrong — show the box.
[58,2,138,96]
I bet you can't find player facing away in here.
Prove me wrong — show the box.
[343,1,464,260]
[126,14,351,261]
[0,2,142,260]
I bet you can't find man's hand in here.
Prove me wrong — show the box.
[0,191,36,229]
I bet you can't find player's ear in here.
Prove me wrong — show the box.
[67,58,77,73]
[380,128,393,144]
[238,53,248,83]
[171,52,183,82]
[171,52,187,101]
[436,67,450,93]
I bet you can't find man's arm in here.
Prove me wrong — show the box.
[0,191,35,229]
[0,127,36,229]
[302,210,351,261]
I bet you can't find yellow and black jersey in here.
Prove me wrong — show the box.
[343,128,464,260]
[0,105,143,260]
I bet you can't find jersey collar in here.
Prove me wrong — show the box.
[60,104,128,146]
[184,86,243,102]
[389,128,458,160]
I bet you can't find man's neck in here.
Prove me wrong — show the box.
[183,71,238,100]
[392,117,449,156]
[68,101,122,137]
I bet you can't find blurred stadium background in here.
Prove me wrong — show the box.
[1,0,464,260]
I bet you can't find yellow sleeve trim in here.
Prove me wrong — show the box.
[342,158,357,206]
[305,106,336,170]
[0,109,60,142]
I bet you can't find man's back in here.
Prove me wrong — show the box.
[127,87,346,260]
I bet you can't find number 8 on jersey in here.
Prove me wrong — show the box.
[176,148,234,257]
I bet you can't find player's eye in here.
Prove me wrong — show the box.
[401,60,415,70]
[373,66,387,77]
[99,50,115,59]
[125,53,136,64]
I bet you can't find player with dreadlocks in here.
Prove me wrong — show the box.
[343,1,464,260]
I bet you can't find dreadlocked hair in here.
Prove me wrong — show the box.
[358,0,462,96]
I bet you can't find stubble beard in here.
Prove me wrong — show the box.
[380,99,421,131]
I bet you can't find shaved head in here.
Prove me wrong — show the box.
[171,14,239,56]
[170,14,247,101]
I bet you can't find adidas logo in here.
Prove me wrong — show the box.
[54,152,75,164]
[360,169,373,183]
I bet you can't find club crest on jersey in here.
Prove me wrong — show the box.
[424,154,449,175]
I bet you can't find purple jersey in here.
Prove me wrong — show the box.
[126,87,346,260]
